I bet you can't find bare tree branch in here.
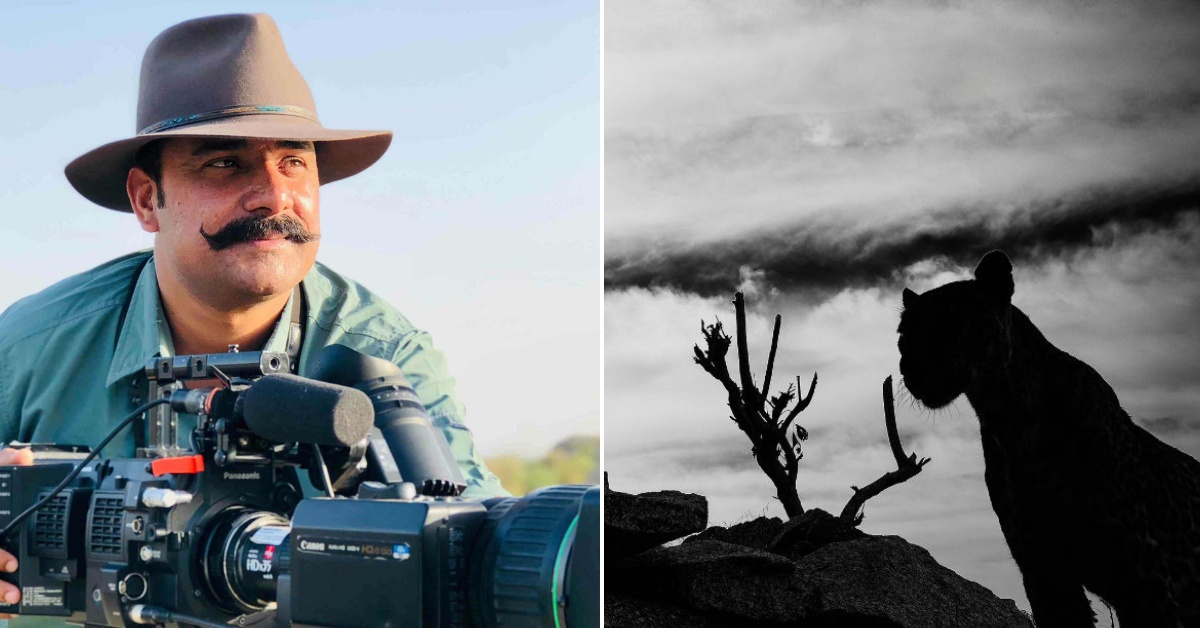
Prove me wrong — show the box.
[761,314,781,409]
[768,383,795,425]
[883,375,907,468]
[839,376,931,525]
[732,293,759,410]
[781,372,818,435]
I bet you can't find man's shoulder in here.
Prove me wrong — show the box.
[304,261,420,345]
[0,251,151,351]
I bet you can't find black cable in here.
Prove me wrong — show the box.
[0,398,170,540]
[311,443,335,498]
[133,604,240,628]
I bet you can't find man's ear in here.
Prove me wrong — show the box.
[973,250,1014,305]
[127,167,160,233]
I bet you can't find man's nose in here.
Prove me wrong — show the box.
[243,163,295,215]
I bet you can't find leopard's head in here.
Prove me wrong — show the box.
[898,250,1015,409]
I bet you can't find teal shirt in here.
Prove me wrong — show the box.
[0,251,507,499]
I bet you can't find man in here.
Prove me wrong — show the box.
[0,13,506,617]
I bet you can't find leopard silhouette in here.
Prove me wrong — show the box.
[897,250,1200,627]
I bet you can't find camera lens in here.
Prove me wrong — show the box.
[470,485,599,628]
[200,507,292,613]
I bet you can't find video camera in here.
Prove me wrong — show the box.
[0,345,599,627]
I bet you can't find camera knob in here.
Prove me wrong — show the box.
[355,481,417,500]
[142,488,194,509]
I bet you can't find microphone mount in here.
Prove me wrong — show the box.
[140,349,291,459]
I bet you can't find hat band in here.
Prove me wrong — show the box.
[138,104,320,135]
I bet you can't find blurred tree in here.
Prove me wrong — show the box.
[486,434,599,496]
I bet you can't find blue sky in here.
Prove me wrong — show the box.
[0,1,601,457]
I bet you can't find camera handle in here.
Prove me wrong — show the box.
[135,285,304,458]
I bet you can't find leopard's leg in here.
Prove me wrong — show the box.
[1016,556,1095,627]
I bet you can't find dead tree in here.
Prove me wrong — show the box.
[694,291,930,524]
[694,292,816,518]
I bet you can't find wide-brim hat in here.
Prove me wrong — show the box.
[65,13,393,212]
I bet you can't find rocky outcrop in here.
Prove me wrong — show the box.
[606,482,1032,628]
[686,515,783,551]
[605,483,707,558]
[793,535,1031,627]
[768,507,866,560]
[619,540,811,623]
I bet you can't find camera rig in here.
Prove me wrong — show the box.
[0,345,599,628]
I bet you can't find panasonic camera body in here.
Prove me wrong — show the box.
[0,346,599,628]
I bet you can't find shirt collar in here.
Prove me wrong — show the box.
[106,256,297,387]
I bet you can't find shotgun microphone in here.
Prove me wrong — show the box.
[241,374,374,447]
[169,374,374,447]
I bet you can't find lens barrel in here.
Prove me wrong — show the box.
[471,485,597,628]
[201,508,292,614]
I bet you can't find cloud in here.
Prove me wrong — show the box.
[607,185,1200,296]
[606,0,1200,304]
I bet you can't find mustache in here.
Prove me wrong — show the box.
[199,215,320,251]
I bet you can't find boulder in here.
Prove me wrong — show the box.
[605,486,707,558]
[794,535,1033,628]
[609,535,1031,628]
[768,508,866,560]
[685,515,784,551]
[603,479,1030,627]
[618,540,809,623]
[606,589,907,628]
[604,590,746,628]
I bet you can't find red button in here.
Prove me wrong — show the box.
[150,455,206,476]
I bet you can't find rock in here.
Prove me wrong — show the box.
[794,535,1033,628]
[604,590,745,628]
[609,534,1031,628]
[603,481,1030,627]
[619,540,809,623]
[605,487,707,558]
[685,516,784,551]
[768,508,866,560]
[607,589,907,628]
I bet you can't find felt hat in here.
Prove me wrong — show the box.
[65,13,393,211]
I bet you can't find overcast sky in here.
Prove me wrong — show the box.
[0,0,600,459]
[606,0,1200,620]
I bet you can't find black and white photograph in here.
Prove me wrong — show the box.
[605,1,1200,626]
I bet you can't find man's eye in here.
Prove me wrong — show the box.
[206,158,237,168]
[284,157,307,168]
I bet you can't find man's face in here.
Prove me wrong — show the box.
[132,138,321,307]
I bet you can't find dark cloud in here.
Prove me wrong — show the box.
[606,180,1200,296]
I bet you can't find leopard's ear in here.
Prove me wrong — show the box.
[974,250,1014,304]
[902,287,918,308]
